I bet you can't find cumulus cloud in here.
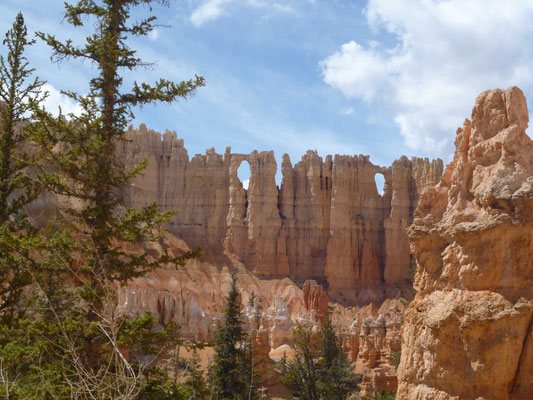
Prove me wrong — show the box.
[190,0,231,27]
[340,107,355,116]
[322,41,389,102]
[320,0,533,153]
[190,0,294,27]
[42,84,83,116]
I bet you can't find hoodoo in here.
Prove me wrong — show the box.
[397,86,533,400]
[119,124,442,304]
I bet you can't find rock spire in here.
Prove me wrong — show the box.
[397,86,533,400]
[118,124,442,303]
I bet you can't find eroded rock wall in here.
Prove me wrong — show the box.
[118,124,442,302]
[397,86,533,400]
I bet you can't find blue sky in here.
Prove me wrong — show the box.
[2,0,533,185]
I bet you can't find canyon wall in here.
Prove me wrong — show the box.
[118,125,442,303]
[118,232,405,395]
[397,86,533,399]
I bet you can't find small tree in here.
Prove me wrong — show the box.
[280,317,359,400]
[280,323,321,400]
[367,390,396,400]
[318,317,360,399]
[210,276,259,399]
[183,348,210,399]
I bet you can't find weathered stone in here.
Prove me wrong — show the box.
[117,127,442,303]
[397,86,533,400]
[303,280,329,324]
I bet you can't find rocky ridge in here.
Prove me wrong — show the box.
[397,86,533,400]
[118,126,442,303]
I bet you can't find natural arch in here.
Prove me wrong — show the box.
[374,173,385,195]
[238,160,251,190]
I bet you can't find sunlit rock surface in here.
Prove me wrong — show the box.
[118,124,442,303]
[397,86,533,400]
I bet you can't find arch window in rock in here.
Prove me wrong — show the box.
[374,172,385,195]
[238,160,251,190]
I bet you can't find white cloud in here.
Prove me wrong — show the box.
[190,0,294,27]
[320,0,533,154]
[190,0,231,27]
[42,84,83,116]
[321,41,389,101]
[148,29,160,41]
[340,107,355,116]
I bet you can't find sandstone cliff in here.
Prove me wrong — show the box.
[397,86,533,400]
[118,124,442,303]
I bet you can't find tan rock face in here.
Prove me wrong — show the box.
[397,86,533,400]
[345,300,404,397]
[116,232,405,393]
[117,233,306,344]
[303,280,329,324]
[118,126,442,303]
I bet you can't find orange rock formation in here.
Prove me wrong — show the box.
[117,232,406,394]
[397,86,533,400]
[119,125,442,304]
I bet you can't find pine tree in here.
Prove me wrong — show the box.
[279,323,321,400]
[240,338,262,400]
[317,317,360,399]
[0,12,45,323]
[0,1,204,398]
[0,13,48,398]
[280,317,360,400]
[34,0,205,291]
[210,276,259,400]
[184,348,210,399]
[211,276,245,399]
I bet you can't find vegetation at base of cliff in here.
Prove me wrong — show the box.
[365,390,396,400]
[210,276,260,400]
[391,350,401,370]
[280,316,361,400]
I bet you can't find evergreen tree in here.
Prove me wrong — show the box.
[0,1,203,398]
[280,323,321,400]
[210,276,259,399]
[240,338,262,400]
[0,13,48,399]
[34,0,205,292]
[317,317,360,399]
[184,348,210,399]
[280,317,360,400]
[0,11,45,323]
